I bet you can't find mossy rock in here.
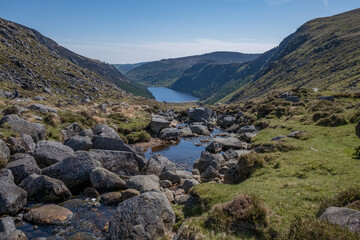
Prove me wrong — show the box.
[126,131,151,144]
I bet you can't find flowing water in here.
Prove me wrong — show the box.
[147,87,199,103]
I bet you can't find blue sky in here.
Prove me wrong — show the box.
[1,0,359,63]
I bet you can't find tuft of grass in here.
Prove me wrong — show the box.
[126,130,151,144]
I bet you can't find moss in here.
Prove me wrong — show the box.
[316,114,349,127]
[126,130,151,144]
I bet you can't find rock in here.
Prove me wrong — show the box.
[33,140,74,168]
[319,207,360,233]
[270,135,287,141]
[201,166,220,179]
[163,188,174,203]
[149,117,170,136]
[109,192,175,240]
[205,141,222,154]
[90,150,140,176]
[120,189,140,202]
[237,125,257,134]
[61,123,84,140]
[19,174,71,203]
[79,129,94,139]
[83,188,100,198]
[319,96,335,102]
[179,127,194,138]
[357,121,360,139]
[287,130,307,139]
[0,169,14,182]
[0,178,27,215]
[42,151,101,189]
[218,116,236,128]
[159,171,181,184]
[191,169,200,175]
[33,95,46,101]
[0,217,16,240]
[92,124,120,139]
[100,192,122,205]
[222,149,239,161]
[7,230,27,240]
[160,180,172,189]
[0,139,10,165]
[145,154,172,175]
[0,115,46,142]
[187,107,214,122]
[125,175,160,193]
[175,195,190,205]
[213,137,248,151]
[90,167,126,192]
[285,96,300,103]
[177,171,193,180]
[197,151,225,172]
[159,128,179,141]
[183,179,200,193]
[21,134,36,153]
[24,204,73,225]
[64,135,93,151]
[161,162,177,173]
[6,156,41,184]
[28,104,57,113]
[241,132,257,142]
[190,125,210,136]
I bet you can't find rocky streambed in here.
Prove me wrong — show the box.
[0,105,272,239]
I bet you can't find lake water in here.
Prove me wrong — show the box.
[147,87,199,103]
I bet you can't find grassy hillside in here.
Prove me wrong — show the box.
[126,52,260,87]
[113,62,147,75]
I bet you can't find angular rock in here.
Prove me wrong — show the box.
[213,137,248,151]
[7,230,27,240]
[33,140,74,168]
[163,188,174,203]
[205,141,222,154]
[187,107,214,122]
[222,149,239,161]
[19,174,71,203]
[120,189,140,202]
[83,188,100,198]
[241,132,257,142]
[0,115,46,142]
[24,204,73,225]
[159,128,179,141]
[92,124,120,139]
[178,127,194,138]
[109,192,175,240]
[100,192,122,205]
[0,178,27,215]
[64,135,93,151]
[189,125,210,136]
[175,194,190,205]
[149,117,170,136]
[125,175,160,193]
[79,129,94,139]
[201,166,220,179]
[0,139,10,166]
[6,156,41,184]
[0,169,14,182]
[0,217,16,240]
[160,180,172,189]
[159,171,181,184]
[90,167,126,192]
[182,179,200,193]
[28,104,57,113]
[145,154,172,175]
[61,123,84,140]
[237,125,257,134]
[197,151,225,172]
[319,207,360,233]
[42,151,101,189]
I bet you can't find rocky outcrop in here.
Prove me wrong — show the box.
[109,192,175,240]
[33,140,74,168]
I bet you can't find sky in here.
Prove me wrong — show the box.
[0,0,359,63]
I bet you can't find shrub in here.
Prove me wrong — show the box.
[206,194,269,236]
[284,217,359,240]
[317,186,360,216]
[126,130,151,144]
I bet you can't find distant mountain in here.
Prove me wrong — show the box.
[125,52,261,87]
[171,8,360,104]
[113,62,147,75]
[0,17,153,99]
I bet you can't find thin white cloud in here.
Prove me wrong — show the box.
[322,0,329,7]
[59,39,277,64]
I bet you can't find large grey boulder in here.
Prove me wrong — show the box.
[159,128,179,141]
[90,167,126,192]
[187,107,214,122]
[109,192,175,240]
[0,114,46,142]
[61,122,84,140]
[178,127,194,138]
[205,141,222,154]
[6,156,41,184]
[90,150,140,176]
[125,175,160,193]
[196,151,225,172]
[33,140,74,168]
[42,151,101,189]
[213,137,248,150]
[149,117,170,136]
[145,154,172,175]
[190,125,210,136]
[159,171,181,184]
[92,124,120,139]
[64,135,93,151]
[19,174,71,203]
[319,207,360,233]
[218,116,236,128]
[0,169,14,182]
[0,178,27,215]
[222,149,239,161]
[28,103,57,113]
[182,179,199,193]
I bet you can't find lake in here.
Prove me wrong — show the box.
[147,87,199,103]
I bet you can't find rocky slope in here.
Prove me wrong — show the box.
[171,8,360,104]
[0,17,153,99]
[126,51,260,87]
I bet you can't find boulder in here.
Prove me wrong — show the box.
[79,129,94,139]
[159,128,179,141]
[222,149,239,161]
[190,125,210,136]
[6,230,27,240]
[0,217,16,240]
[178,127,194,138]
[285,96,300,103]
[237,125,257,134]
[213,137,248,151]
[83,188,100,198]
[64,135,93,151]
[0,139,10,166]
[145,154,172,175]
[160,180,172,189]
[201,166,220,179]
[0,115,46,142]
[90,168,126,192]
[24,204,73,225]
[187,107,214,122]
[92,124,120,139]
[149,118,170,136]
[159,171,181,184]
[197,151,225,172]
[163,188,175,203]
[319,207,360,233]
[42,151,101,189]
[287,130,307,139]
[28,104,57,113]
[175,195,190,205]
[205,141,222,154]
[0,178,27,215]
[6,156,41,184]
[109,192,175,240]
[19,174,71,203]
[218,116,236,128]
[0,169,14,182]
[182,179,200,193]
[33,140,74,168]
[90,150,140,176]
[125,175,160,193]
[100,192,123,205]
[241,132,257,142]
[120,189,140,202]
[318,96,335,102]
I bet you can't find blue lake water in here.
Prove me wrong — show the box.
[147,87,199,103]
